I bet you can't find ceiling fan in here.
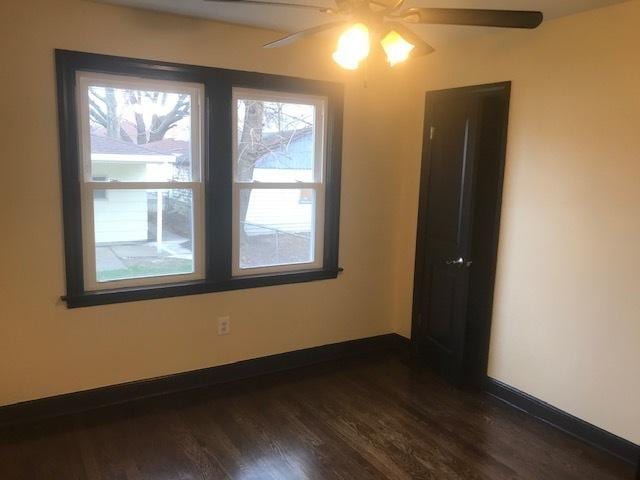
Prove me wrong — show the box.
[203,0,543,69]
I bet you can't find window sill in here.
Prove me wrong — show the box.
[61,268,342,308]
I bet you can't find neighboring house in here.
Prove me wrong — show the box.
[90,134,177,244]
[245,129,314,236]
[92,126,314,243]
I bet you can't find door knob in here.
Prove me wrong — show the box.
[446,257,473,267]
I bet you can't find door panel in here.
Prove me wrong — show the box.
[425,105,470,244]
[413,92,479,383]
[425,264,455,348]
[412,83,510,386]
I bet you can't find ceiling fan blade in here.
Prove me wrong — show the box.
[385,22,434,57]
[203,0,331,12]
[264,21,349,48]
[398,8,543,29]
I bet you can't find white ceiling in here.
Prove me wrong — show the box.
[98,0,627,47]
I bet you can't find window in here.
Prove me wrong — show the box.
[76,73,205,290]
[56,50,343,307]
[232,89,326,276]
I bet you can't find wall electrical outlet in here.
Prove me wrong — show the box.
[217,316,231,335]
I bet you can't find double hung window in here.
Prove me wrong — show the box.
[232,89,327,276]
[76,73,205,290]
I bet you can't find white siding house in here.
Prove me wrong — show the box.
[93,189,148,243]
[244,130,314,236]
[90,134,176,244]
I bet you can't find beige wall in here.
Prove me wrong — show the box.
[1,0,638,447]
[0,0,397,406]
[389,1,640,444]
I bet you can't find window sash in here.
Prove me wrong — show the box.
[232,183,325,276]
[76,72,204,184]
[81,183,205,291]
[231,88,327,185]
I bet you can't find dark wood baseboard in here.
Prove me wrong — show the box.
[485,377,640,469]
[0,333,410,428]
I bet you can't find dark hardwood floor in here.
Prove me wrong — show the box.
[0,353,633,479]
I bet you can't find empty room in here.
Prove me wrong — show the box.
[0,0,638,478]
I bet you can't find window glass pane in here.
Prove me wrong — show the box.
[93,189,195,283]
[239,188,315,269]
[87,85,195,182]
[236,98,317,183]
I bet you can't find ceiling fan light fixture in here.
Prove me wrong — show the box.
[401,11,421,23]
[332,23,370,70]
[381,30,415,66]
[256,2,543,68]
[332,50,360,70]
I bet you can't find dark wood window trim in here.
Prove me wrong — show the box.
[56,50,343,308]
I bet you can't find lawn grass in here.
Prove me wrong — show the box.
[97,258,194,282]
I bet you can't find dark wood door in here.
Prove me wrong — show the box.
[412,83,510,385]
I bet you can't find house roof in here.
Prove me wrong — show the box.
[90,134,168,156]
[145,138,190,157]
[254,128,313,170]
[91,121,141,143]
[91,120,190,156]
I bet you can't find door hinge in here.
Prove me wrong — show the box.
[429,126,436,140]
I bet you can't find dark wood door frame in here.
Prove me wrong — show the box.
[411,81,511,386]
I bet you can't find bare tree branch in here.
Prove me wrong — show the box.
[89,88,191,145]
[148,94,190,142]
